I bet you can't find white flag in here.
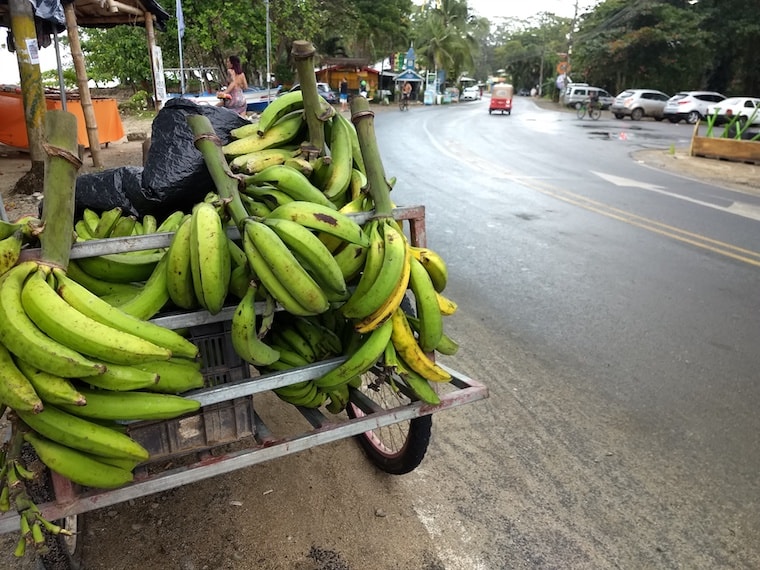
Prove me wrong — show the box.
[176,0,185,38]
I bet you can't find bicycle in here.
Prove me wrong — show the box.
[399,94,410,111]
[577,100,602,120]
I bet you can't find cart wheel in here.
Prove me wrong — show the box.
[346,368,432,475]
[21,445,83,570]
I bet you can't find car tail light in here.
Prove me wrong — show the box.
[677,99,691,105]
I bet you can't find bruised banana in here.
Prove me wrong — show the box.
[24,431,134,489]
[21,269,172,366]
[265,200,369,247]
[0,262,106,378]
[0,230,23,276]
[389,308,450,383]
[0,341,44,413]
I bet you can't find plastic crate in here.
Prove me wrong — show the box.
[127,321,256,463]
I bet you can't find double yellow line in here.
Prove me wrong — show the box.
[524,179,760,267]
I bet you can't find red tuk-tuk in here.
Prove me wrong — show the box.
[489,83,514,115]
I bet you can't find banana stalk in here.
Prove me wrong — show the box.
[349,97,394,217]
[40,110,81,267]
[291,40,330,159]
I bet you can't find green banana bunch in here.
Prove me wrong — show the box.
[189,202,231,314]
[407,256,443,353]
[242,219,329,315]
[132,358,206,394]
[256,90,334,134]
[75,249,164,283]
[320,113,354,201]
[165,215,197,309]
[57,387,200,421]
[116,254,171,319]
[21,267,172,365]
[222,110,305,157]
[0,341,44,413]
[245,164,337,210]
[313,318,393,390]
[265,200,369,247]
[272,379,326,408]
[0,229,23,277]
[230,147,299,174]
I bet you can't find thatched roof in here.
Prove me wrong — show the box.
[0,0,170,31]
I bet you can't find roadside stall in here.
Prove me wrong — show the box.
[0,42,488,569]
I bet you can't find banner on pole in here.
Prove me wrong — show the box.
[176,0,185,38]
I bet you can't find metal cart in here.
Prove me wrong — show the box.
[0,205,488,568]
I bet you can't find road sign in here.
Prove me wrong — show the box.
[556,62,570,75]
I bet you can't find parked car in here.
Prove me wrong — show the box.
[609,88,670,121]
[461,86,481,101]
[561,83,614,109]
[705,96,760,125]
[283,82,338,104]
[663,90,726,124]
[517,87,531,96]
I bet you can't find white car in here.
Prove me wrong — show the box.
[663,90,726,124]
[461,86,481,101]
[706,96,760,125]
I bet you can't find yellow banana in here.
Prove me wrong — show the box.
[0,341,44,413]
[354,242,412,334]
[24,432,134,489]
[283,157,314,177]
[21,269,172,366]
[0,262,106,378]
[408,255,443,352]
[410,246,448,293]
[231,284,281,367]
[17,404,150,461]
[314,318,393,390]
[244,220,329,314]
[0,230,23,276]
[390,308,450,382]
[230,147,297,174]
[229,120,260,139]
[54,268,199,359]
[342,222,405,319]
[436,291,458,316]
[349,168,368,202]
[165,216,197,310]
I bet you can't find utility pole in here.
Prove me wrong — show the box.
[538,12,547,96]
[565,0,580,90]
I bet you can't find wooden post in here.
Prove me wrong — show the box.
[63,2,102,167]
[8,0,46,169]
[144,12,162,112]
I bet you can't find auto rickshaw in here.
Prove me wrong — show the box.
[489,83,514,115]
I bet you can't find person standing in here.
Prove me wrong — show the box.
[217,55,248,116]
[339,76,349,111]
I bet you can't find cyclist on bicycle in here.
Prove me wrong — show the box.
[588,89,600,111]
[402,81,412,105]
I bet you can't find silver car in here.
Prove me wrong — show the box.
[610,89,670,121]
[663,90,726,124]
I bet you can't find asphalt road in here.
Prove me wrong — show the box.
[369,96,760,569]
[2,96,758,569]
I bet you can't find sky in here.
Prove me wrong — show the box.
[0,1,595,85]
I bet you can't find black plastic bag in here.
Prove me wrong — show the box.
[141,98,249,218]
[71,166,146,219]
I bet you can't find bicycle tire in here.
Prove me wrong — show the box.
[590,107,602,120]
[346,368,432,475]
[576,106,586,120]
[21,445,83,570]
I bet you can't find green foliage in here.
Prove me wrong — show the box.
[80,26,153,91]
[118,91,152,113]
[40,68,78,90]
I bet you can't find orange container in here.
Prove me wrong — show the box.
[0,89,125,149]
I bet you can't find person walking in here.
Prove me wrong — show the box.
[339,76,349,111]
[217,55,248,116]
